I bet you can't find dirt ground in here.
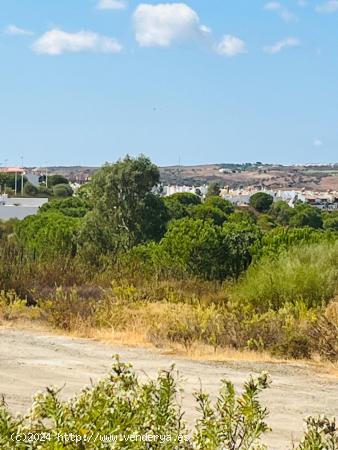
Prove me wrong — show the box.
[0,327,337,450]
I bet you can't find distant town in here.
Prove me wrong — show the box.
[0,162,338,220]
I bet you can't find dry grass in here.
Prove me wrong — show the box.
[3,316,338,378]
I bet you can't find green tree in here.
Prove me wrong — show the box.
[290,203,323,229]
[0,173,9,192]
[15,212,81,258]
[190,204,227,226]
[204,196,234,215]
[138,193,170,242]
[270,200,294,225]
[323,211,338,231]
[0,173,27,193]
[164,192,201,221]
[257,214,276,232]
[228,210,257,225]
[159,218,226,279]
[222,221,262,279]
[47,174,69,187]
[52,183,73,198]
[23,182,39,197]
[40,197,90,218]
[249,192,274,212]
[252,226,329,260]
[37,185,53,197]
[206,182,221,198]
[76,183,93,203]
[80,155,166,258]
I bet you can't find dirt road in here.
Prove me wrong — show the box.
[0,327,337,449]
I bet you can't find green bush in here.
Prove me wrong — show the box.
[23,182,39,197]
[0,361,335,449]
[40,197,90,218]
[52,183,73,198]
[15,212,81,259]
[189,204,227,226]
[235,242,338,311]
[290,203,323,229]
[204,196,234,215]
[249,193,274,212]
[164,192,201,221]
[252,227,331,261]
[0,360,271,450]
[158,218,226,280]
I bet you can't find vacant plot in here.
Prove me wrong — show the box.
[0,327,337,450]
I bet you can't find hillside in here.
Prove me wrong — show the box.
[41,163,338,191]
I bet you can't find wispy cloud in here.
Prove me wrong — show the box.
[133,3,210,47]
[97,0,127,10]
[263,2,297,22]
[313,139,323,147]
[264,37,300,54]
[32,29,122,55]
[5,24,34,36]
[315,0,338,12]
[215,35,246,57]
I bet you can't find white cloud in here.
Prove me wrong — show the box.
[313,139,323,147]
[5,24,34,36]
[133,3,210,47]
[298,0,308,6]
[97,0,127,10]
[264,2,282,11]
[316,0,338,12]
[32,29,122,55]
[263,2,297,21]
[264,37,300,53]
[215,35,246,57]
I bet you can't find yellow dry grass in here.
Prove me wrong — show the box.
[1,315,337,378]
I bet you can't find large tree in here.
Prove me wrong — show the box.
[163,192,201,221]
[80,155,168,258]
[290,203,323,229]
[249,192,274,212]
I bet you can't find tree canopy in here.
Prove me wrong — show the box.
[80,155,167,259]
[249,192,274,212]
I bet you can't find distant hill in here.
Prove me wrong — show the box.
[30,163,338,191]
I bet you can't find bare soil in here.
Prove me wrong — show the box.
[0,327,337,450]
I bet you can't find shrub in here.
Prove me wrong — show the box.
[0,290,31,321]
[2,360,334,449]
[249,193,274,213]
[297,417,338,449]
[40,287,98,331]
[290,203,323,229]
[164,192,201,221]
[40,197,90,218]
[0,360,271,450]
[23,182,39,197]
[308,300,338,362]
[204,196,234,215]
[235,242,338,311]
[15,212,81,259]
[189,204,227,226]
[52,183,73,198]
[158,218,225,280]
[252,227,331,261]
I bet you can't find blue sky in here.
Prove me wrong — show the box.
[1,0,338,167]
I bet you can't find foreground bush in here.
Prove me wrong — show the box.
[0,361,336,449]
